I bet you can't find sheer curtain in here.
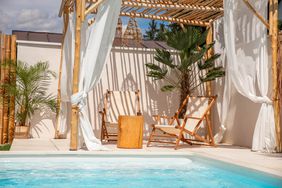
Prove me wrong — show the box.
[224,0,276,152]
[71,0,122,150]
[213,18,232,143]
[58,13,75,136]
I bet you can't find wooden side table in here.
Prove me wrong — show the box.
[117,115,144,149]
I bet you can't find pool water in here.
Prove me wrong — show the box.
[0,155,281,188]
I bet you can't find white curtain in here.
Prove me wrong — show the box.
[213,18,232,143]
[58,13,75,136]
[224,0,276,152]
[71,0,122,150]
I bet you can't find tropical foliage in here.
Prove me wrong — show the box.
[146,27,225,116]
[143,20,159,40]
[143,20,167,41]
[1,61,57,126]
[279,20,282,30]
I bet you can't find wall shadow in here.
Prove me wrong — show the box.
[88,47,179,139]
[30,108,56,138]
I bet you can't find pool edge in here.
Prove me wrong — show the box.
[0,151,282,178]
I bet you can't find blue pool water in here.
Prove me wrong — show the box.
[0,155,281,188]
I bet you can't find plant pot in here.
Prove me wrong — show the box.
[14,125,30,139]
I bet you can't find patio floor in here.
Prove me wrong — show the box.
[2,138,282,177]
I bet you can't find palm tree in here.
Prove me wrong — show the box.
[143,20,159,40]
[146,27,225,117]
[155,23,166,41]
[2,61,57,126]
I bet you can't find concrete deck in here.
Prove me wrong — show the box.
[2,138,282,178]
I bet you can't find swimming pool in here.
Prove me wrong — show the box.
[0,154,281,188]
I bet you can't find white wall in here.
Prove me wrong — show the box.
[16,40,61,139]
[16,40,262,148]
[88,47,180,138]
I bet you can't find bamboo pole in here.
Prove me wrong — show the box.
[121,0,224,12]
[270,0,281,152]
[81,0,86,21]
[206,26,213,143]
[55,12,69,139]
[120,12,209,27]
[70,0,83,150]
[2,35,11,144]
[84,0,104,16]
[206,26,213,96]
[0,34,5,144]
[242,0,270,30]
[269,0,273,36]
[8,35,16,143]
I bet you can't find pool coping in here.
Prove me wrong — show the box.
[1,151,282,178]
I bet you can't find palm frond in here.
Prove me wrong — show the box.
[1,61,57,125]
[161,85,176,92]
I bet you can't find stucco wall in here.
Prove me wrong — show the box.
[88,47,181,138]
[16,39,277,148]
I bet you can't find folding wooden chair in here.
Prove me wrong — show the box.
[147,95,217,149]
[100,90,141,142]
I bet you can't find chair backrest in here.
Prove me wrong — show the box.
[104,90,141,123]
[176,96,216,132]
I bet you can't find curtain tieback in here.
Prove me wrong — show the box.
[71,91,88,109]
[257,97,272,105]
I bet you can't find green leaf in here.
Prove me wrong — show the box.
[145,63,162,72]
[198,54,221,70]
[161,85,175,92]
[200,66,225,82]
[154,49,176,68]
[147,69,168,80]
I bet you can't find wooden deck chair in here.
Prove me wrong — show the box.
[147,95,217,149]
[100,90,141,142]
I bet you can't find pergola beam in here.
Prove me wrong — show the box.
[120,0,223,12]
[59,0,72,17]
[242,0,270,30]
[85,0,105,16]
[120,11,210,27]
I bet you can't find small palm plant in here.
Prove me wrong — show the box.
[146,27,225,117]
[2,61,57,126]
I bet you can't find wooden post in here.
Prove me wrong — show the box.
[269,0,273,36]
[8,35,17,143]
[2,35,11,144]
[55,12,69,139]
[270,0,281,152]
[205,26,214,142]
[0,34,5,144]
[206,26,213,96]
[70,0,82,150]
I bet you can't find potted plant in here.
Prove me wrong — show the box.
[146,26,225,117]
[1,61,57,138]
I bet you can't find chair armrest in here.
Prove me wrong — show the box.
[183,115,202,120]
[99,109,107,122]
[99,108,106,114]
[152,115,174,125]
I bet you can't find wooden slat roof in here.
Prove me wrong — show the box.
[60,0,224,27]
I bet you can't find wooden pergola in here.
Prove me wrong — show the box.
[58,0,281,152]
